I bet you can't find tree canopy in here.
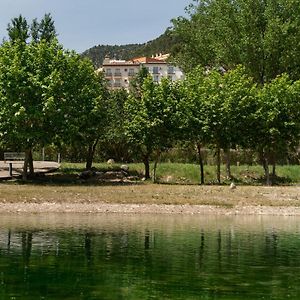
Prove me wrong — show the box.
[0,16,106,178]
[171,0,300,83]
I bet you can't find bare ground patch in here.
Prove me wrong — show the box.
[0,183,300,214]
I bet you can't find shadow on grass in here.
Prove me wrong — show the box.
[0,167,295,187]
[0,168,144,187]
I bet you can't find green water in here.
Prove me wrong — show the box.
[0,214,300,299]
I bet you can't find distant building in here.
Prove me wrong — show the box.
[99,54,184,90]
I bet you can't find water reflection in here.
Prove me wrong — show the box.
[0,214,300,299]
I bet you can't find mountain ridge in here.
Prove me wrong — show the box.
[81,29,178,68]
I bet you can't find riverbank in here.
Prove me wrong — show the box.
[0,183,299,215]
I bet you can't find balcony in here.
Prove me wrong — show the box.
[114,82,122,88]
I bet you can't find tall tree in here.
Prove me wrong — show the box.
[0,39,63,178]
[99,88,132,162]
[254,75,300,185]
[52,57,108,170]
[125,77,178,180]
[7,13,57,44]
[38,13,57,42]
[7,15,29,42]
[171,0,300,82]
[0,38,107,178]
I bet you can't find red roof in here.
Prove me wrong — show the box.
[131,57,167,64]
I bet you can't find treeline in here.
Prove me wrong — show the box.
[1,10,300,185]
[106,67,300,186]
[0,15,109,180]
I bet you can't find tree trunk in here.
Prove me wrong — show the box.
[22,149,30,180]
[271,152,276,185]
[143,154,150,180]
[28,149,34,177]
[196,143,204,185]
[272,162,276,179]
[216,146,221,184]
[153,150,161,183]
[224,149,232,179]
[85,139,99,170]
[262,155,271,186]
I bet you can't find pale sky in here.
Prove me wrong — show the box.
[0,0,190,53]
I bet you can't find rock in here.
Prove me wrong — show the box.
[120,164,129,172]
[127,176,139,181]
[166,175,173,183]
[79,170,95,179]
[95,171,104,178]
[103,171,124,179]
[230,182,236,190]
[107,159,115,164]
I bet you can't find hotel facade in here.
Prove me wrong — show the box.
[100,54,184,89]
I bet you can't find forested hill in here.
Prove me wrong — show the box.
[81,29,178,68]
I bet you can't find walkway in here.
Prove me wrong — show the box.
[0,161,60,179]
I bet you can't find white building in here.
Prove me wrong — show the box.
[100,54,184,90]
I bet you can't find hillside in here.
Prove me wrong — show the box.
[81,29,178,68]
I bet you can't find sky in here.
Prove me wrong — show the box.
[0,0,191,53]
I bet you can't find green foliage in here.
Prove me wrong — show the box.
[254,74,300,160]
[7,15,29,42]
[171,0,300,82]
[7,14,57,44]
[125,77,179,156]
[0,16,108,172]
[59,162,300,185]
[0,39,64,150]
[98,88,132,162]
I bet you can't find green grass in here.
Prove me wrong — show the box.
[59,162,300,185]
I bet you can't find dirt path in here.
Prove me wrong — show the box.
[0,161,59,179]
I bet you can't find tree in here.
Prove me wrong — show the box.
[38,13,57,42]
[0,35,107,178]
[0,40,63,179]
[125,77,179,180]
[7,13,57,44]
[129,66,149,99]
[179,67,208,184]
[181,66,256,183]
[7,15,29,42]
[254,75,300,185]
[52,58,108,170]
[99,88,132,162]
[171,0,300,82]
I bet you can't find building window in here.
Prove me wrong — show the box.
[153,75,159,82]
[168,66,174,74]
[168,75,173,81]
[106,68,112,76]
[114,68,121,76]
[114,79,122,87]
[153,66,159,74]
[128,68,135,76]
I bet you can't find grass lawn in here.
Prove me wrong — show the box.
[61,162,300,185]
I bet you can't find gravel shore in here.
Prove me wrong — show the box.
[0,202,300,216]
[0,184,300,215]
